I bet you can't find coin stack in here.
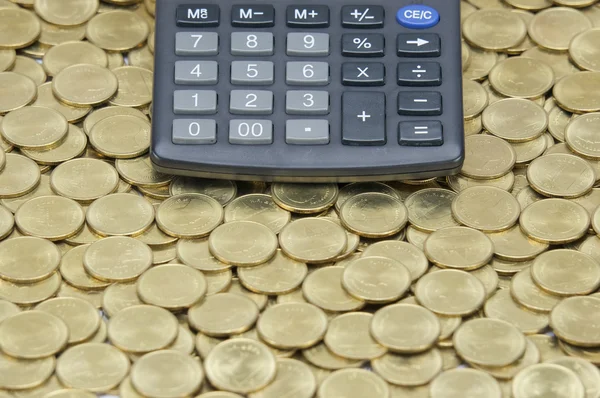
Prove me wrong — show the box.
[1,0,600,397]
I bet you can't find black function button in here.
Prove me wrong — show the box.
[398,92,442,116]
[397,62,441,86]
[341,6,385,28]
[342,34,385,57]
[342,92,386,146]
[231,5,275,27]
[397,33,441,57]
[176,4,220,27]
[287,6,330,28]
[399,121,443,146]
[342,63,385,86]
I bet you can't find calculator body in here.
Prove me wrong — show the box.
[151,0,464,182]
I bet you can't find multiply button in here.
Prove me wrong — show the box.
[396,5,439,29]
[231,5,275,27]
[176,5,220,27]
[341,6,384,28]
[287,5,330,27]
[342,63,385,86]
[399,121,443,146]
[397,62,441,86]
[397,33,441,58]
[342,92,386,146]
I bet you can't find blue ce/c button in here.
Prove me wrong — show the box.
[396,5,440,29]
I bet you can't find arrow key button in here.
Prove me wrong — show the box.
[397,33,440,58]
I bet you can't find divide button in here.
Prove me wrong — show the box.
[396,5,440,30]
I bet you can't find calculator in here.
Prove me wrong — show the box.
[150,0,464,182]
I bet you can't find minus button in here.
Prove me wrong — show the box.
[397,91,442,116]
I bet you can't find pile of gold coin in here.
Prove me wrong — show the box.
[2,0,600,397]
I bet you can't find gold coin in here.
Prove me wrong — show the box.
[1,106,68,150]
[108,66,153,108]
[510,269,561,313]
[546,357,600,398]
[559,339,600,366]
[86,193,154,236]
[37,18,86,46]
[0,8,40,49]
[340,193,407,238]
[528,334,565,362]
[463,46,498,81]
[83,106,147,136]
[512,363,584,398]
[0,299,20,323]
[86,11,149,52]
[56,281,103,309]
[0,353,55,390]
[0,272,61,306]
[471,338,539,381]
[487,225,548,261]
[279,218,347,263]
[550,296,600,347]
[10,55,46,86]
[247,358,316,398]
[52,64,117,107]
[130,350,203,398]
[318,369,389,398]
[156,194,223,239]
[0,310,67,359]
[32,82,91,123]
[188,293,258,337]
[324,312,386,360]
[570,28,600,73]
[237,249,307,295]
[55,343,129,393]
[341,256,411,303]
[463,9,527,50]
[362,241,428,282]
[34,0,98,26]
[461,135,516,179]
[15,196,85,241]
[415,269,486,316]
[302,266,364,312]
[520,198,590,244]
[108,304,178,353]
[257,302,328,350]
[335,181,399,212]
[532,249,600,296]
[59,244,109,291]
[204,339,277,395]
[462,79,488,119]
[224,194,290,234]
[547,105,571,143]
[101,282,141,318]
[0,49,15,71]
[208,221,277,267]
[89,115,151,158]
[482,99,548,142]
[431,369,502,398]
[301,343,363,370]
[545,144,600,184]
[20,42,51,58]
[370,304,440,354]
[51,158,119,203]
[452,186,521,232]
[565,113,600,160]
[195,332,226,360]
[35,296,100,344]
[271,183,338,214]
[489,58,554,99]
[529,7,592,51]
[176,238,230,272]
[42,41,107,77]
[115,155,172,188]
[483,289,548,334]
[0,72,36,114]
[0,204,12,239]
[44,390,97,398]
[21,125,87,165]
[554,71,600,113]
[0,236,60,283]
[205,269,233,296]
[197,393,243,398]
[512,135,548,167]
[136,264,207,310]
[528,154,595,198]
[129,46,154,71]
[83,236,152,282]
[170,177,238,206]
[371,348,443,387]
[404,188,459,233]
[226,278,267,311]
[135,223,177,247]
[423,227,493,270]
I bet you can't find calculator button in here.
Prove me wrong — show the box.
[229,120,273,145]
[286,91,330,115]
[287,33,330,56]
[287,6,330,28]
[175,61,218,85]
[399,121,443,146]
[231,32,274,56]
[342,34,385,57]
[231,61,274,85]
[176,5,220,27]
[341,6,385,29]
[286,120,329,145]
[342,92,386,146]
[231,5,275,27]
[175,32,219,56]
[230,90,273,115]
[397,62,441,86]
[398,92,442,116]
[174,90,217,115]
[342,63,385,86]
[173,119,217,144]
[396,5,440,30]
[286,62,329,86]
[397,33,441,58]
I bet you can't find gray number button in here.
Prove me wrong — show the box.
[230,90,273,115]
[173,119,217,144]
[231,61,274,85]
[229,120,273,145]
[287,33,329,56]
[231,32,274,55]
[286,91,329,115]
[175,61,218,85]
[174,90,217,114]
[286,62,329,86]
[286,120,329,145]
[175,32,219,55]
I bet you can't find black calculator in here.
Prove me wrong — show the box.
[150,0,464,182]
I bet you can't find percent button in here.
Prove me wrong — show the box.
[342,33,385,57]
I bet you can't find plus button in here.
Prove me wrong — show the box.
[357,111,371,122]
[308,10,319,18]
